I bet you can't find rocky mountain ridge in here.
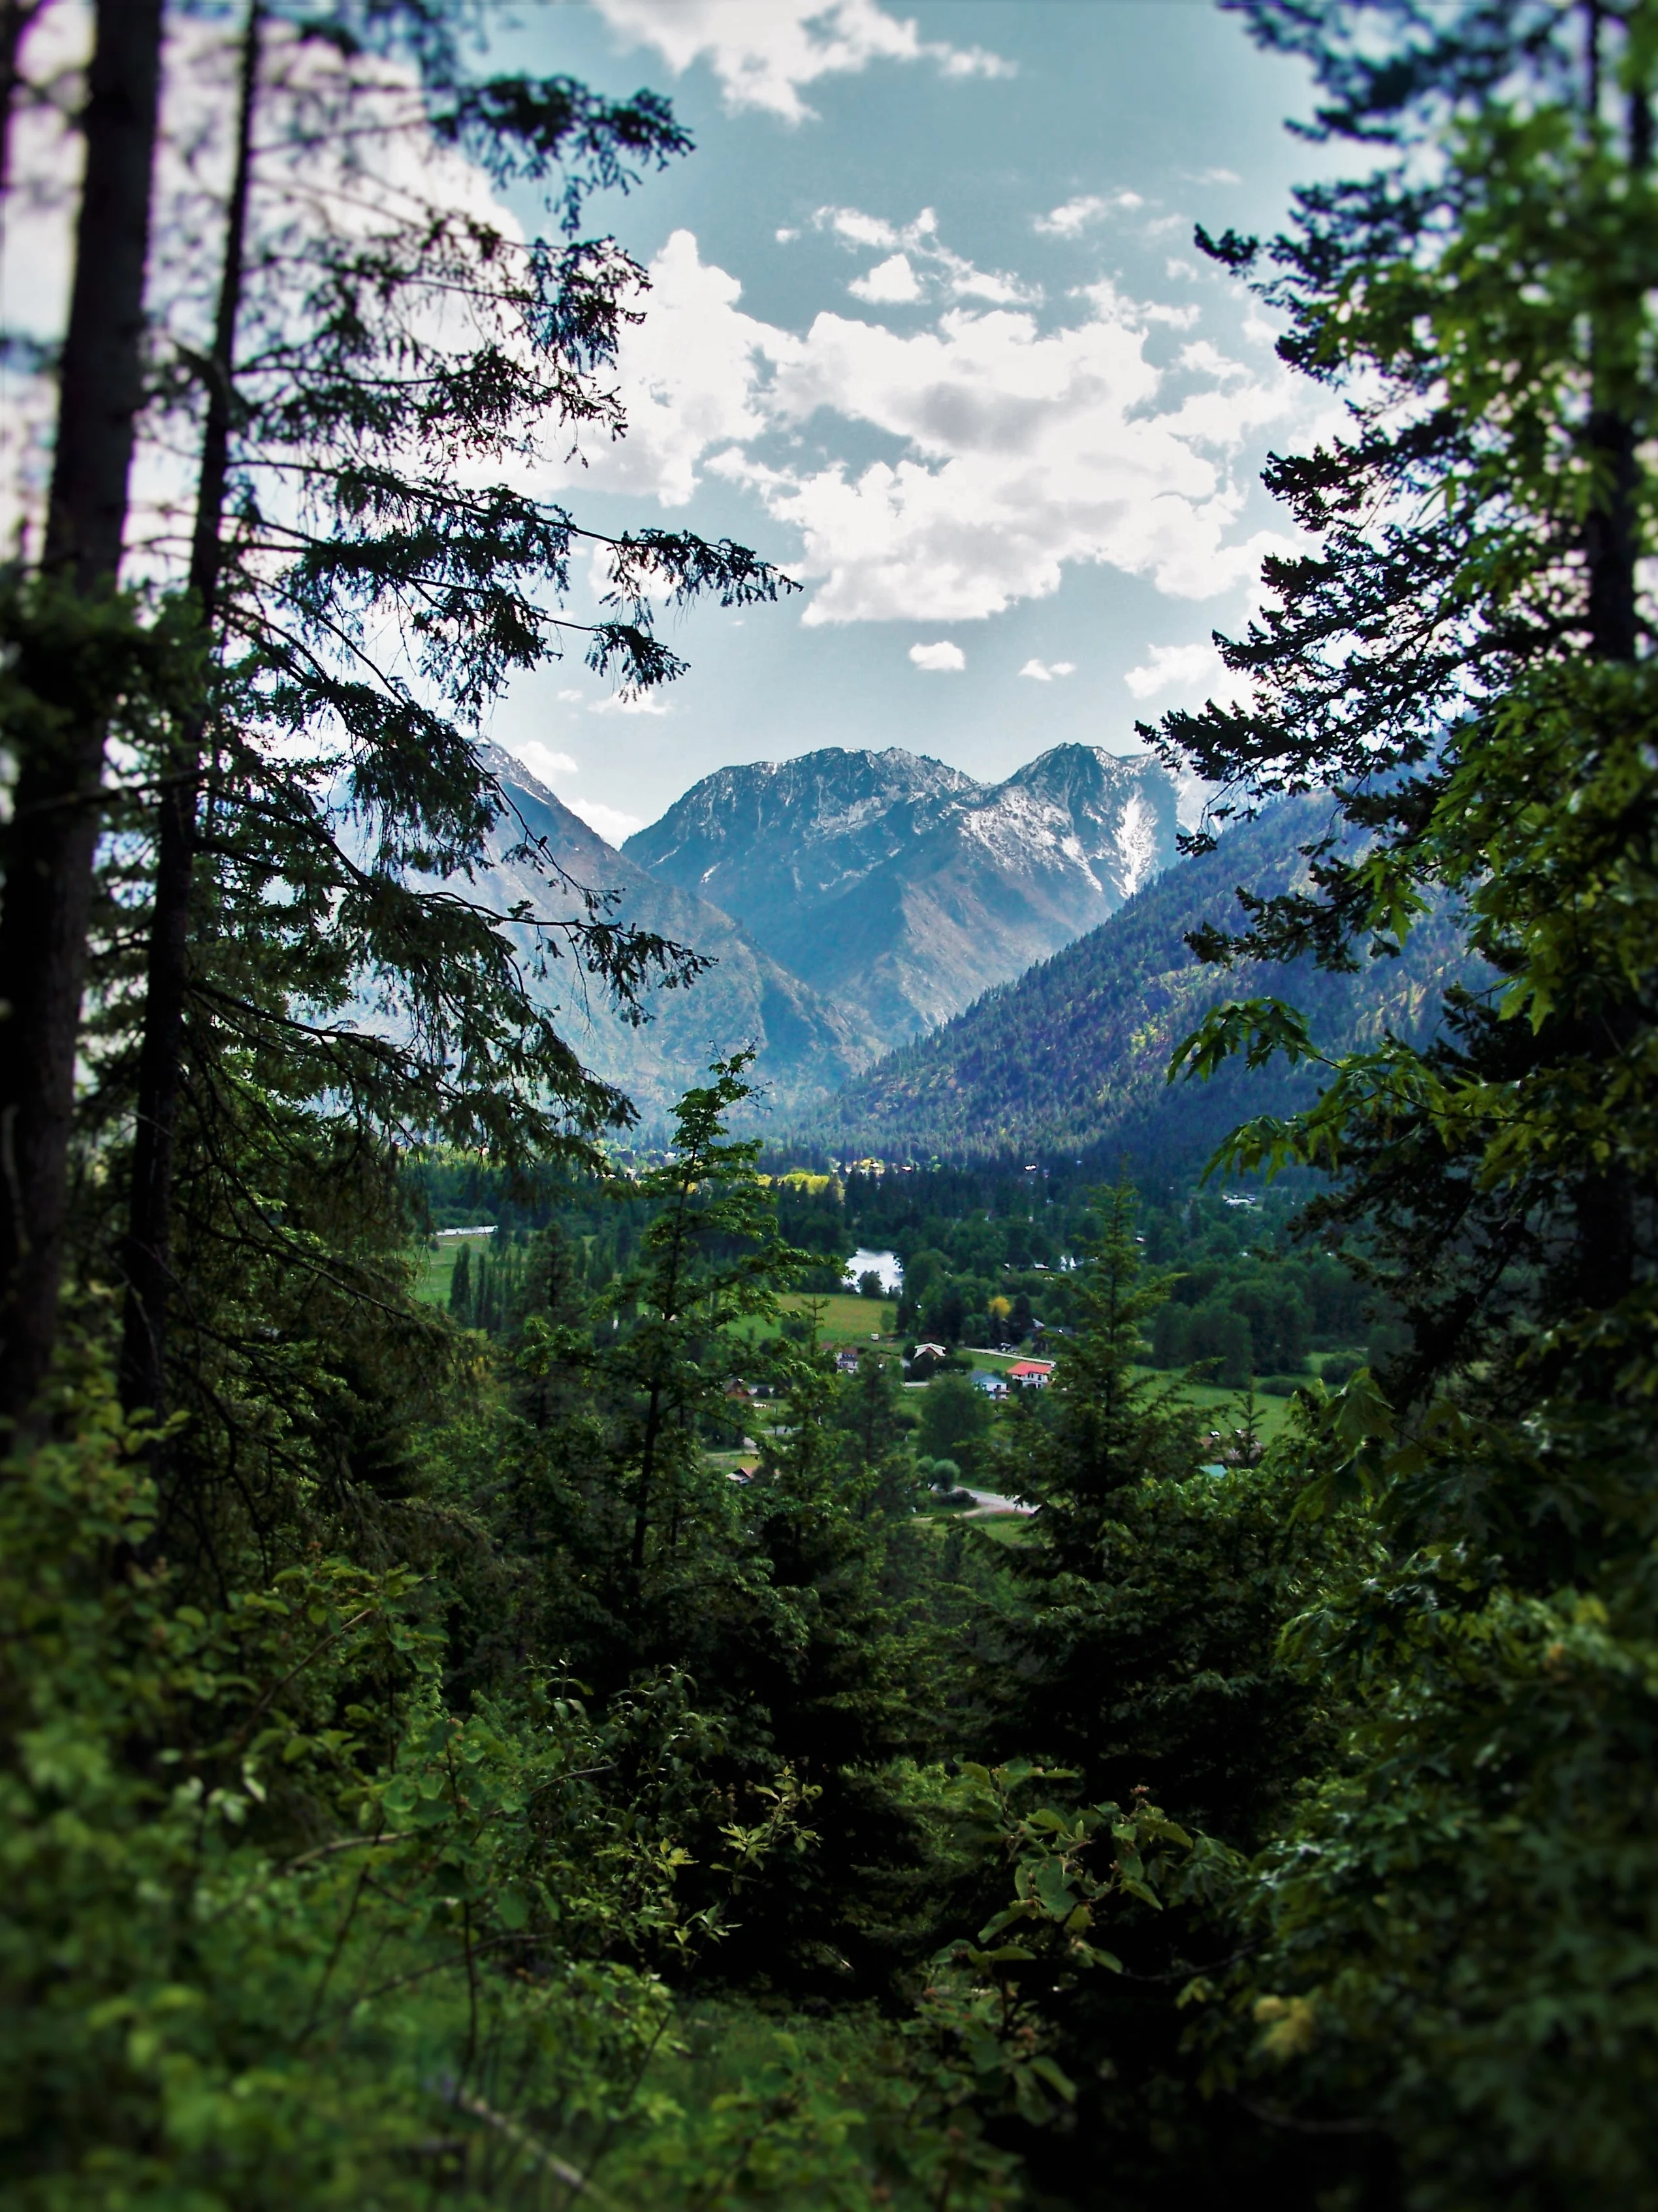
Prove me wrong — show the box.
[474,747,868,1117]
[821,797,1474,1168]
[623,743,1180,1048]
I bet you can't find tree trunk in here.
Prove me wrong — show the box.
[1570,80,1652,1313]
[0,0,164,1437]
[631,1381,663,1580]
[120,1,261,1421]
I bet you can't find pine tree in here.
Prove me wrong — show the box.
[598,1056,812,1595]
[0,0,165,1435]
[103,3,793,1437]
[448,1242,471,1320]
[1159,0,1658,1417]
[1022,1181,1203,1569]
[1140,12,1658,2190]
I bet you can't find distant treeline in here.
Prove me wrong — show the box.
[415,1152,1384,1385]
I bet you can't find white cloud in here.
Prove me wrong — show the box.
[1019,658,1076,681]
[549,222,1308,628]
[591,0,1012,124]
[591,690,671,716]
[547,229,780,509]
[910,640,965,671]
[1123,639,1228,701]
[746,283,1301,622]
[508,741,579,786]
[820,204,907,250]
[775,226,799,244]
[850,252,922,304]
[557,689,585,703]
[1034,191,1141,237]
[1188,167,1241,186]
[818,204,1032,306]
[566,796,648,844]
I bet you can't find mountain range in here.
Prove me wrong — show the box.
[623,745,1179,1049]
[822,797,1472,1168]
[474,746,865,1117]
[474,742,1466,1160]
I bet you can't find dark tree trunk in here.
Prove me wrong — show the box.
[0,0,164,1437]
[1570,81,1652,1313]
[120,3,261,1421]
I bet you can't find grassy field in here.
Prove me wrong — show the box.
[1129,1368,1298,1449]
[726,1292,899,1351]
[411,1233,494,1309]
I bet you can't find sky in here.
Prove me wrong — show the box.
[478,0,1337,845]
[0,0,1338,850]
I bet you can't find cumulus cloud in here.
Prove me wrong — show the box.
[746,284,1301,622]
[850,252,923,304]
[566,797,648,844]
[910,640,965,671]
[1019,658,1076,681]
[546,221,1307,629]
[1034,191,1141,236]
[591,0,1012,124]
[1123,639,1229,702]
[552,229,780,508]
[508,741,579,786]
[818,204,1032,306]
[591,690,671,716]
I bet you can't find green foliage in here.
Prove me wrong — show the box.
[1017,1183,1205,1565]
[33,6,1658,2205]
[0,1368,1031,2211]
[1137,9,1658,2204]
[917,1372,993,1480]
[1207,1482,1658,2210]
[829,799,1469,1170]
[1012,1461,1356,1846]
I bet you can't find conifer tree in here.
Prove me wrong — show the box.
[448,1241,471,1319]
[1143,10,1658,2189]
[1022,1181,1202,1569]
[103,3,793,1438]
[0,0,165,1434]
[1160,0,1658,1414]
[598,1055,811,1593]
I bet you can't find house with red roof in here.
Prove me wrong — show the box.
[1006,1359,1056,1387]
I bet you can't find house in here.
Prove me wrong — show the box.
[834,1349,863,1375]
[1006,1359,1056,1388]
[912,1341,949,1362]
[972,1371,1008,1400]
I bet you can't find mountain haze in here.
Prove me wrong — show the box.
[624,743,1179,1050]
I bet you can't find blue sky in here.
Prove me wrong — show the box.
[469,5,1333,841]
[0,2,1352,876]
[0,5,1340,850]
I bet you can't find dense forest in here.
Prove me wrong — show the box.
[6,3,1658,2208]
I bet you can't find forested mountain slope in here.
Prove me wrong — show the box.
[821,799,1473,1167]
[624,743,1180,1049]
